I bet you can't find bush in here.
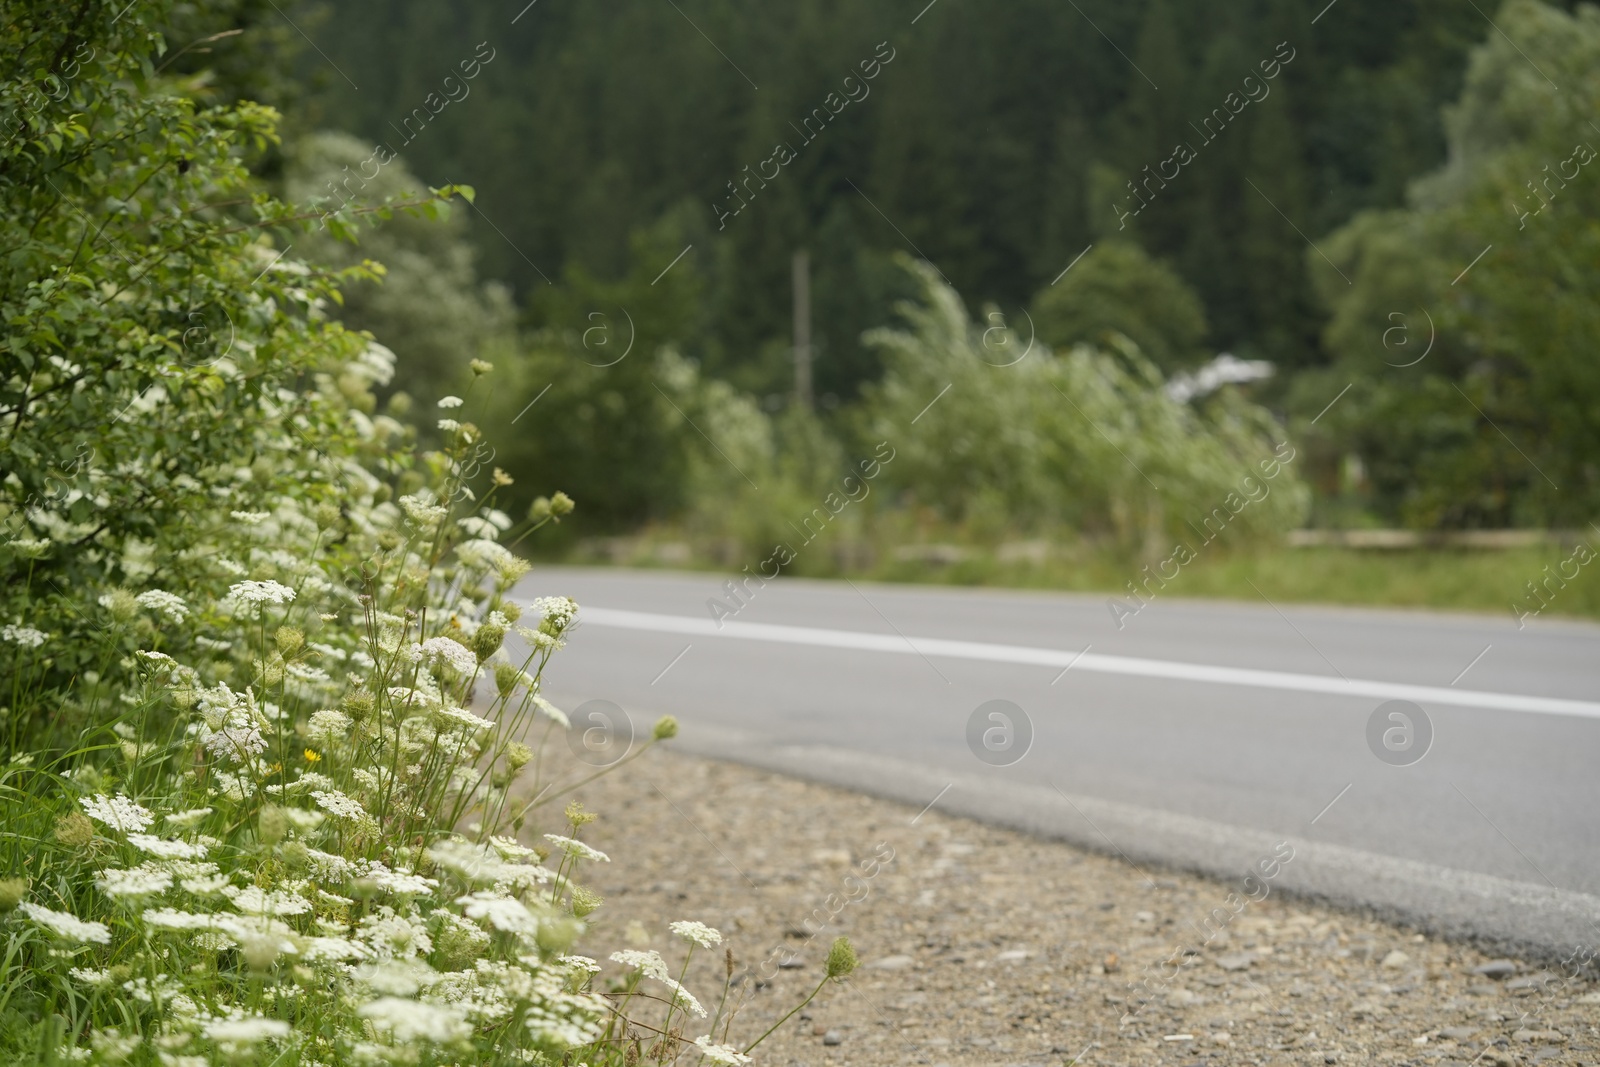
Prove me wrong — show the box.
[0,5,844,1064]
[862,257,1306,555]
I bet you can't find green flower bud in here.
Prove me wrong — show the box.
[54,811,94,847]
[470,359,494,376]
[505,742,533,770]
[653,715,679,741]
[257,805,288,846]
[472,622,506,662]
[535,915,584,956]
[494,662,521,696]
[570,885,603,918]
[528,496,552,522]
[550,491,575,516]
[342,690,376,724]
[279,840,309,872]
[100,587,138,624]
[826,936,858,978]
[274,626,304,656]
[0,877,30,911]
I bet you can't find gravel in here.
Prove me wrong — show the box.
[561,749,1600,1066]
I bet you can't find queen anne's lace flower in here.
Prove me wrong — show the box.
[203,1018,290,1044]
[694,1036,753,1065]
[456,891,541,935]
[134,590,188,621]
[96,865,174,899]
[608,949,706,1017]
[226,580,296,606]
[532,696,568,728]
[19,902,112,943]
[357,998,471,1044]
[544,834,608,863]
[669,920,723,948]
[417,636,477,676]
[80,794,155,832]
[126,834,207,859]
[2,624,49,648]
[310,789,367,821]
[203,725,267,764]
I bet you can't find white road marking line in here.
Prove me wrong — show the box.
[574,607,1600,721]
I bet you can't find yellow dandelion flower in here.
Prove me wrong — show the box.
[304,749,321,763]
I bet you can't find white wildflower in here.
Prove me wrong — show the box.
[669,920,723,948]
[134,590,188,621]
[437,396,464,409]
[164,807,212,829]
[203,1018,290,1045]
[96,866,174,899]
[226,579,296,606]
[455,538,514,571]
[229,511,271,524]
[357,998,471,1045]
[437,418,461,433]
[203,724,267,764]
[364,863,438,895]
[531,695,569,728]
[311,789,367,821]
[307,709,352,739]
[227,885,312,916]
[456,891,540,935]
[127,834,207,859]
[2,624,49,648]
[558,954,600,974]
[417,636,476,675]
[489,836,542,861]
[694,1036,752,1065]
[544,835,607,863]
[80,794,155,832]
[68,967,113,987]
[141,908,228,930]
[531,596,578,628]
[609,949,706,1017]
[19,902,112,944]
[398,494,448,526]
[433,705,491,731]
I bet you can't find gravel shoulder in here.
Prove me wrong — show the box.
[559,749,1600,1067]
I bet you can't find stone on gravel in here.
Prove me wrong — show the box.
[1380,949,1410,968]
[1512,1029,1565,1043]
[1214,952,1254,971]
[867,954,914,970]
[821,1029,842,1046]
[1472,959,1518,979]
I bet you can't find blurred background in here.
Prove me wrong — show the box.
[201,0,1600,617]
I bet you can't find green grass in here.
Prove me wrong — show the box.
[566,537,1600,623]
[870,546,1600,621]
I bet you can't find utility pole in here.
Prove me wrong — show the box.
[792,249,813,410]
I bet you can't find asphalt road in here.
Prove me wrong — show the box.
[512,566,1600,959]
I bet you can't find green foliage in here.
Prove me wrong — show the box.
[1031,241,1209,371]
[305,0,1502,398]
[863,258,1307,553]
[286,131,516,411]
[0,0,424,723]
[0,6,835,1065]
[1313,0,1600,527]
